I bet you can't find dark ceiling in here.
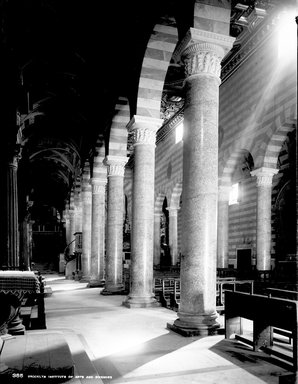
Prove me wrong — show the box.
[0,0,261,218]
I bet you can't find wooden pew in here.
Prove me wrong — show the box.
[217,279,254,306]
[153,278,163,301]
[266,288,298,301]
[167,277,234,313]
[170,279,180,311]
[225,291,298,371]
[266,288,298,344]
[159,279,176,308]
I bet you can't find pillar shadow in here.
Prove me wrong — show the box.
[92,331,214,383]
[210,337,292,384]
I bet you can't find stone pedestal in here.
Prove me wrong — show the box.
[217,185,230,269]
[251,167,278,271]
[123,115,162,308]
[168,29,234,335]
[89,176,106,287]
[102,156,127,294]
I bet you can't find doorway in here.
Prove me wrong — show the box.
[237,248,252,279]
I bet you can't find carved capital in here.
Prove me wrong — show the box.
[251,167,279,187]
[183,46,222,78]
[166,207,180,217]
[90,178,106,194]
[173,28,235,80]
[105,155,128,177]
[127,115,163,147]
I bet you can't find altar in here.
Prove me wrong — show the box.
[0,271,40,335]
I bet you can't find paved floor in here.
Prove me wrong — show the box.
[2,275,294,383]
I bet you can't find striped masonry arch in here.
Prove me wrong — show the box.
[220,148,253,187]
[108,97,130,157]
[262,120,296,170]
[169,181,183,210]
[154,193,167,216]
[136,21,178,118]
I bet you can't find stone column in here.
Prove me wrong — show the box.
[217,185,231,269]
[89,176,107,287]
[7,153,20,268]
[81,178,92,281]
[167,207,179,266]
[251,167,278,271]
[153,213,161,266]
[74,190,82,234]
[123,115,163,308]
[102,156,127,294]
[65,210,76,279]
[64,210,71,249]
[168,29,234,335]
[68,210,75,255]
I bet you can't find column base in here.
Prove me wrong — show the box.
[122,296,161,308]
[87,280,105,288]
[7,308,26,336]
[101,285,126,295]
[167,311,221,337]
[7,321,26,336]
[167,321,220,337]
[80,275,91,283]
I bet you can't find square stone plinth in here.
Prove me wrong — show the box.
[167,322,222,337]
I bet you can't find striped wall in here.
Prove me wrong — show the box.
[121,5,297,270]
[155,122,183,256]
[194,1,231,36]
[136,22,178,118]
[219,14,297,266]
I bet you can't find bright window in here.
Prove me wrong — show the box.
[229,183,239,205]
[277,10,297,61]
[175,121,183,143]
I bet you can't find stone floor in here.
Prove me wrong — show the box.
[1,275,295,383]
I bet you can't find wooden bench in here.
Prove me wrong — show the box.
[167,277,231,313]
[266,288,298,345]
[170,279,180,311]
[217,279,254,306]
[153,278,163,301]
[20,285,47,331]
[158,279,176,308]
[266,288,298,301]
[225,291,298,371]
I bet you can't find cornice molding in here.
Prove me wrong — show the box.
[221,7,275,82]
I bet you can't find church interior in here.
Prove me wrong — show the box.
[0,0,297,382]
